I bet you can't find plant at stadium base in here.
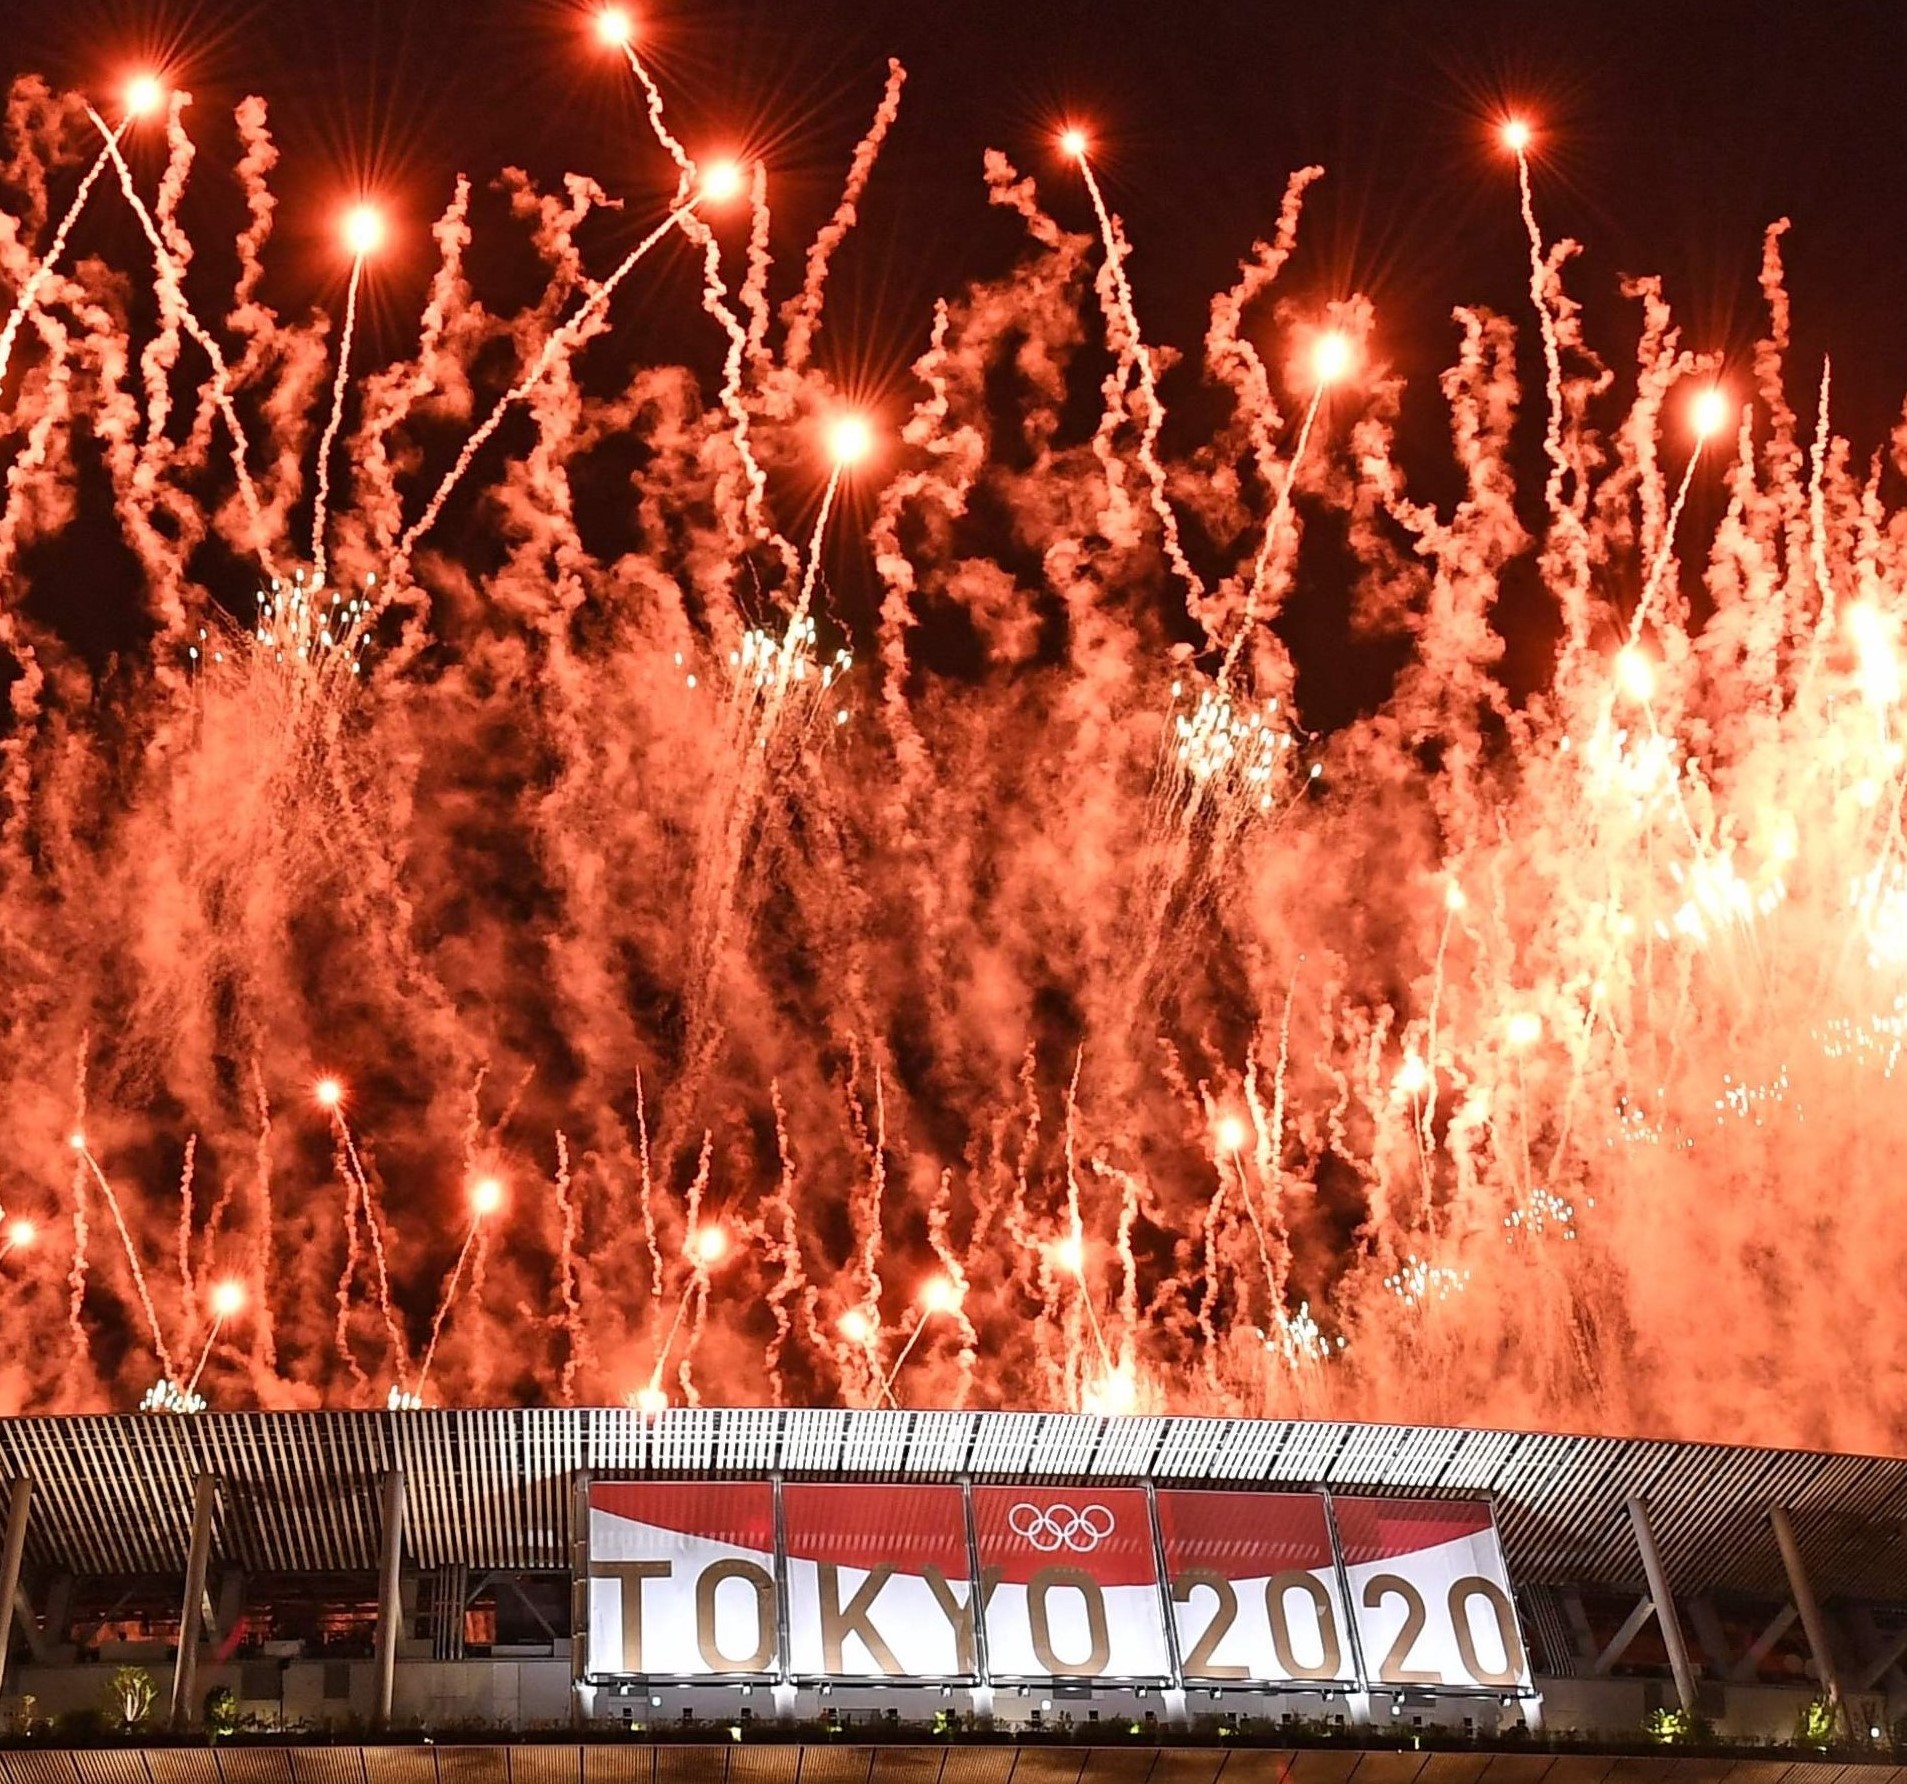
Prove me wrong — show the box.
[1643,1706,1705,1746]
[104,1667,156,1730]
[204,1685,239,1739]
[0,66,1905,1448]
[1795,1697,1838,1748]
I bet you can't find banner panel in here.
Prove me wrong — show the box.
[1155,1490,1355,1687]
[783,1483,976,1679]
[587,1481,779,1678]
[971,1485,1170,1681]
[1332,1496,1532,1691]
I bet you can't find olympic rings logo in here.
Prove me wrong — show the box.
[1008,1501,1116,1552]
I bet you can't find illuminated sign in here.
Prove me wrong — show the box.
[584,1479,1531,1696]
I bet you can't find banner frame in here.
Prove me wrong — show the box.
[1328,1487,1539,1703]
[967,1480,1175,1690]
[1157,1482,1360,1696]
[782,1478,982,1688]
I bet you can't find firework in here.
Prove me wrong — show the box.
[0,46,1904,1454]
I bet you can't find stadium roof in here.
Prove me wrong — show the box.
[2,1409,1904,1604]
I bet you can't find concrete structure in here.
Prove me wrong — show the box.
[0,1408,1900,1740]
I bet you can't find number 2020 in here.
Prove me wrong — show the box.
[1172,1570,1345,1681]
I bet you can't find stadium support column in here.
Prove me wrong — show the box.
[1770,1505,1845,1731]
[374,1468,407,1730]
[171,1474,217,1728]
[1625,1495,1699,1719]
[1144,1480,1189,1727]
[569,1470,592,1727]
[0,1477,31,1698]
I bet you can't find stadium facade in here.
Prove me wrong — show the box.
[0,1408,1901,1742]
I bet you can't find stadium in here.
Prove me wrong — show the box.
[0,1408,1900,1753]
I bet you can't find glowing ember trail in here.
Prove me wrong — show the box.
[0,57,1904,1455]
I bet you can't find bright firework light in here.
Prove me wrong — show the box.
[123,74,165,118]
[415,1176,508,1398]
[470,1175,505,1218]
[1311,329,1354,385]
[1394,1054,1432,1099]
[341,203,385,259]
[634,1222,733,1412]
[698,159,745,204]
[1615,645,1656,704]
[1691,385,1731,439]
[826,412,874,467]
[0,1216,33,1260]
[875,1275,965,1406]
[594,6,635,46]
[183,1279,248,1399]
[837,1306,873,1344]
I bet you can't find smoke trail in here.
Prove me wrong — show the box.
[311,256,366,583]
[89,109,275,569]
[0,121,127,386]
[389,191,705,586]
[1075,149,1206,613]
[781,60,907,371]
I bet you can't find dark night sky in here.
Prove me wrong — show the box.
[7,0,1904,397]
[3,0,1905,713]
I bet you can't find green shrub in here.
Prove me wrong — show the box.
[104,1665,157,1730]
[204,1684,239,1738]
[1643,1705,1708,1744]
[1795,1697,1837,1747]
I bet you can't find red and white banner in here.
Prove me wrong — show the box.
[1332,1496,1531,1690]
[783,1484,976,1678]
[583,1478,1526,1695]
[1156,1490,1354,1686]
[587,1482,779,1677]
[970,1485,1170,1680]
